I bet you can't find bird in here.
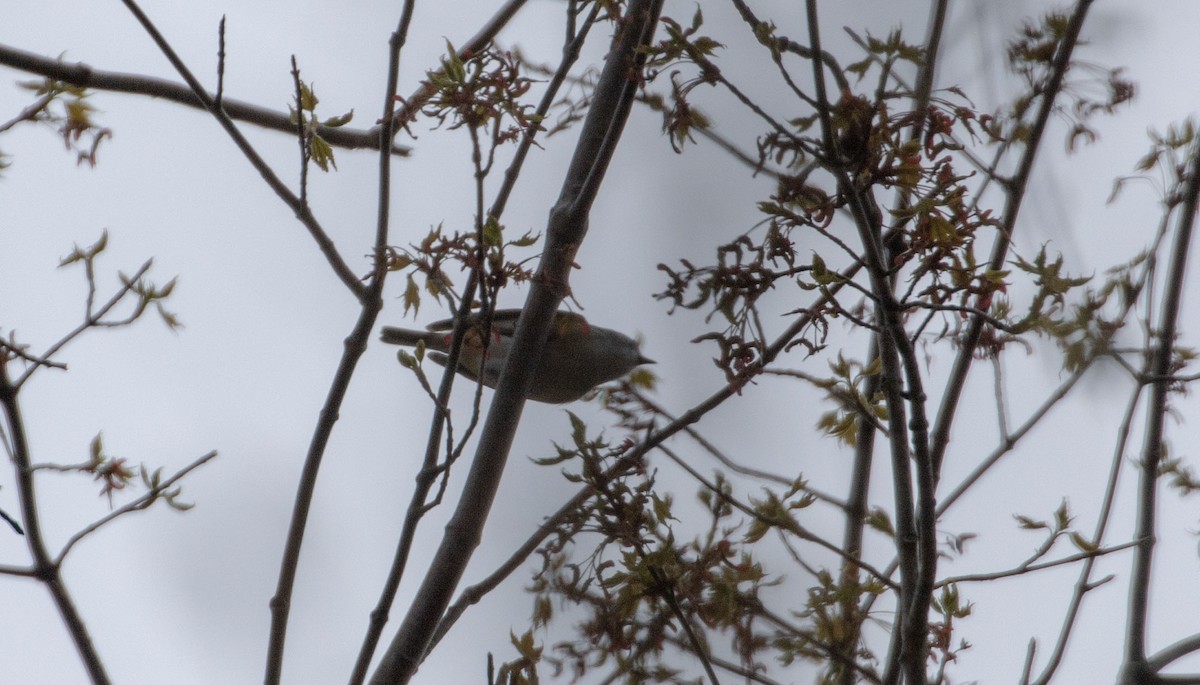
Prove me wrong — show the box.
[380,308,654,403]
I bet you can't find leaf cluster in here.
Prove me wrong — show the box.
[13,77,113,167]
[385,223,538,316]
[527,417,785,682]
[424,42,543,144]
[34,433,194,511]
[1003,12,1135,149]
[59,231,181,331]
[288,76,353,172]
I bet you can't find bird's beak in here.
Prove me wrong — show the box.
[638,355,656,365]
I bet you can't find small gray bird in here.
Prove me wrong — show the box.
[380,309,653,403]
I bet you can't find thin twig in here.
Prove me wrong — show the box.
[628,388,847,508]
[0,91,53,134]
[0,339,67,373]
[936,541,1134,587]
[54,451,217,565]
[16,260,153,389]
[215,17,226,108]
[378,0,531,133]
[657,443,898,589]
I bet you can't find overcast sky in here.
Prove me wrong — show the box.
[4,1,1200,683]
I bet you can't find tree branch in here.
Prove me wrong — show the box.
[113,0,369,300]
[0,43,410,157]
[350,5,601,681]
[261,1,410,681]
[929,0,1095,481]
[1121,136,1200,678]
[53,450,216,564]
[1148,633,1200,673]
[368,4,665,681]
[0,359,110,685]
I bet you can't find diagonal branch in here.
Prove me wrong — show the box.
[113,0,368,300]
[54,450,217,564]
[369,4,664,681]
[349,4,601,681]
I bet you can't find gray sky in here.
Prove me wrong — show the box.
[3,1,1200,683]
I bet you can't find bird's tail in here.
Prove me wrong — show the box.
[380,326,437,348]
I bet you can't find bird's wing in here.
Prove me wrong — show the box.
[425,309,588,341]
[426,308,526,334]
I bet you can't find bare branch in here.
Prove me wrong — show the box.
[1121,136,1200,679]
[0,359,110,684]
[936,542,1133,587]
[263,0,411,680]
[0,43,410,157]
[16,259,154,389]
[1148,633,1200,673]
[113,1,368,301]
